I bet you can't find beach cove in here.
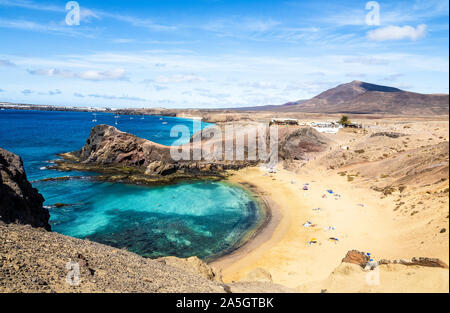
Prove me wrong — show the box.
[0,109,266,261]
[212,118,449,292]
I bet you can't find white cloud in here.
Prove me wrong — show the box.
[80,8,100,22]
[345,72,367,78]
[344,56,390,65]
[75,92,147,102]
[38,89,62,95]
[150,74,205,84]
[88,94,146,101]
[106,14,176,31]
[367,24,427,41]
[0,59,15,66]
[111,38,136,44]
[383,73,404,81]
[249,81,278,89]
[3,49,448,107]
[202,18,280,33]
[0,18,97,37]
[27,68,128,81]
[0,0,61,12]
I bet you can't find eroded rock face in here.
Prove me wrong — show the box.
[156,256,223,282]
[75,124,161,167]
[280,127,330,161]
[378,257,449,269]
[341,250,370,268]
[58,124,331,182]
[61,124,259,179]
[342,250,449,269]
[0,223,295,293]
[0,148,50,231]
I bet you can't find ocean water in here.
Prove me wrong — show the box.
[0,109,262,260]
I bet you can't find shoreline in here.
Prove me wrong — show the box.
[207,165,449,292]
[209,177,281,267]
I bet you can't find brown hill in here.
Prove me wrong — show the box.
[278,81,449,115]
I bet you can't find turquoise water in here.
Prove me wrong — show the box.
[0,109,261,260]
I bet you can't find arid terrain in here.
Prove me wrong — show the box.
[211,116,449,292]
[1,81,448,293]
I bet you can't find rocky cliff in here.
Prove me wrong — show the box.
[55,124,331,183]
[0,148,50,231]
[55,124,267,182]
[0,223,293,293]
[0,146,293,293]
[279,127,331,161]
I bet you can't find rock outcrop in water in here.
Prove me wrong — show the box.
[56,124,331,183]
[0,148,50,231]
[0,146,293,293]
[56,124,267,182]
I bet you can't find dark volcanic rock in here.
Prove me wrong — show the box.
[73,124,158,167]
[280,127,330,161]
[0,148,50,231]
[59,124,258,180]
[59,124,330,182]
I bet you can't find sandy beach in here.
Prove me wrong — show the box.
[211,119,449,293]
[212,166,449,292]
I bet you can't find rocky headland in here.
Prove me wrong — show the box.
[0,148,50,231]
[2,115,448,293]
[53,124,259,184]
[0,147,294,293]
[51,123,330,185]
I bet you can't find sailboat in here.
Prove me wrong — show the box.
[92,113,97,122]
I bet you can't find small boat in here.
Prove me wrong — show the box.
[162,122,168,125]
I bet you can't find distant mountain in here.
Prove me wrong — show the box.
[276,81,449,115]
[230,100,307,111]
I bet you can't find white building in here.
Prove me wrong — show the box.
[310,122,343,134]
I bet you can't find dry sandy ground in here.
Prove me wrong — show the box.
[212,119,449,293]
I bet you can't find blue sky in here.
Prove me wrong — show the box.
[0,0,448,108]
